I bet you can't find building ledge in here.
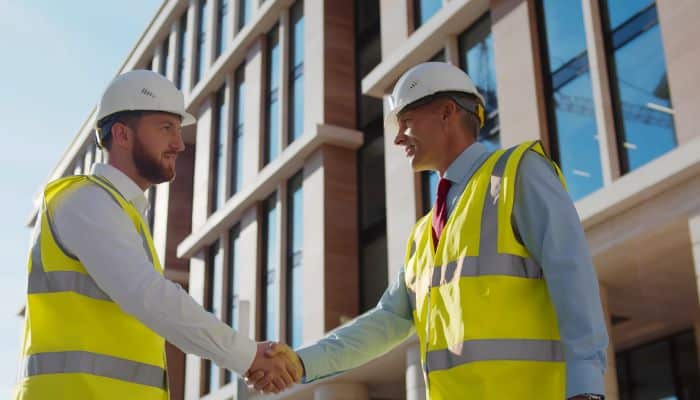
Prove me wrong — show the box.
[361,0,488,98]
[576,136,700,230]
[177,124,363,259]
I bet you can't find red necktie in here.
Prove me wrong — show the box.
[432,178,452,249]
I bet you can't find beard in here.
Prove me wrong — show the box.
[132,133,176,184]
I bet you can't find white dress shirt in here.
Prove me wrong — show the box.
[52,163,256,375]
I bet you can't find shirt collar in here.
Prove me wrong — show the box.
[91,163,149,214]
[442,142,489,184]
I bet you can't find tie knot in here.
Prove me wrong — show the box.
[437,178,452,197]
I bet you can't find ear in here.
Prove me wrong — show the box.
[442,100,457,121]
[111,122,132,150]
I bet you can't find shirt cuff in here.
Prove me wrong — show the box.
[217,333,257,376]
[296,345,340,383]
[567,359,605,398]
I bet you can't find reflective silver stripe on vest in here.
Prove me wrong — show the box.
[430,256,542,287]
[27,233,112,301]
[425,339,564,373]
[23,351,166,389]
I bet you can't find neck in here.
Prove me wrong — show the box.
[436,134,476,176]
[107,158,151,192]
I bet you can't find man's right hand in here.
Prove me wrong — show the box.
[245,342,303,393]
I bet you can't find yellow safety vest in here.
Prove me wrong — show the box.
[15,175,168,400]
[404,141,568,399]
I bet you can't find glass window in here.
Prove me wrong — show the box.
[231,65,245,195]
[176,12,188,89]
[414,0,441,29]
[616,330,700,400]
[147,187,156,232]
[601,1,676,173]
[288,0,304,144]
[459,14,500,151]
[421,170,438,215]
[286,173,303,347]
[261,193,279,341]
[211,85,227,213]
[205,240,223,393]
[264,26,281,164]
[539,0,603,200]
[159,39,169,77]
[224,225,241,384]
[238,0,252,32]
[195,0,208,84]
[216,0,229,58]
[430,49,445,62]
[357,131,388,311]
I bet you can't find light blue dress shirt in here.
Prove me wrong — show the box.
[296,142,608,397]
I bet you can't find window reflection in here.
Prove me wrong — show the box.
[602,1,676,172]
[540,0,602,200]
[286,173,303,348]
[288,1,304,144]
[262,193,278,341]
[265,26,280,164]
[414,0,441,29]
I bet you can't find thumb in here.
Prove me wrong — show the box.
[264,342,286,357]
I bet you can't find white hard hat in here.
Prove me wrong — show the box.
[95,70,196,145]
[384,62,485,135]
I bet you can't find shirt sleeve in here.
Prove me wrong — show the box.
[513,151,609,398]
[296,268,415,382]
[52,185,256,376]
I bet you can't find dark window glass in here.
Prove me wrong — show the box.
[539,0,603,200]
[288,0,305,144]
[421,170,439,215]
[286,172,303,347]
[176,12,188,89]
[414,0,441,28]
[231,65,245,196]
[238,0,252,32]
[261,193,279,341]
[616,330,700,400]
[216,0,229,58]
[264,26,281,164]
[195,0,208,84]
[355,0,386,312]
[205,240,223,392]
[430,49,445,62]
[147,187,156,232]
[211,85,227,212]
[357,131,388,311]
[601,1,676,173]
[459,14,500,151]
[159,39,169,77]
[224,225,241,384]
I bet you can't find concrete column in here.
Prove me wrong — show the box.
[581,0,620,185]
[689,214,700,367]
[243,38,263,180]
[184,252,207,399]
[379,0,410,58]
[304,0,325,134]
[238,208,260,339]
[445,34,460,66]
[191,99,213,230]
[185,0,198,93]
[314,383,369,400]
[490,0,549,149]
[167,24,179,81]
[406,343,426,400]
[656,0,700,145]
[302,144,360,340]
[383,95,419,282]
[599,285,620,400]
[205,0,217,76]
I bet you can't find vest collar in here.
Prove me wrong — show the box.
[91,163,149,215]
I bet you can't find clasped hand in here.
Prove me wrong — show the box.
[245,342,303,394]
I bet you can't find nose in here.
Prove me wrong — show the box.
[173,130,185,152]
[394,126,407,146]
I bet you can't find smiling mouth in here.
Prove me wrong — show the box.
[405,145,415,157]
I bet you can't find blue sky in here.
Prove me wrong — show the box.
[0,1,160,396]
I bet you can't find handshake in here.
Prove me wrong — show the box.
[244,341,304,394]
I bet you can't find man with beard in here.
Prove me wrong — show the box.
[15,70,300,400]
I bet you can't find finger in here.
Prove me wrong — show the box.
[253,374,272,391]
[272,376,287,392]
[263,383,277,394]
[278,366,294,387]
